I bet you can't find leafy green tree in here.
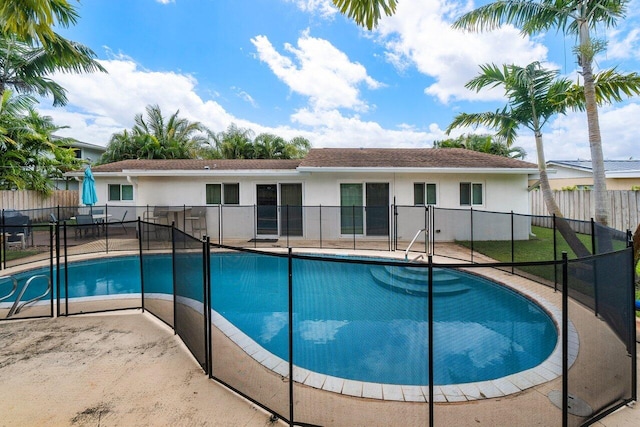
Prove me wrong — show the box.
[211,124,255,159]
[447,62,591,257]
[100,105,209,162]
[0,90,82,193]
[433,134,526,159]
[332,0,397,30]
[452,0,632,226]
[0,0,106,106]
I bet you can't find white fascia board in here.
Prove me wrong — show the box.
[606,170,640,178]
[296,167,539,174]
[91,169,304,177]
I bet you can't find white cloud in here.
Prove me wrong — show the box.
[156,0,174,4]
[251,30,382,112]
[284,0,337,18]
[375,0,549,104]
[40,58,236,145]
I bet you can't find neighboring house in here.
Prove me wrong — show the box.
[53,139,107,190]
[546,160,640,190]
[68,148,538,242]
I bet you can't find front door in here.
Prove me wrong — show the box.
[257,184,278,235]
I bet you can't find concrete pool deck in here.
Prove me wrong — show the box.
[1,244,639,426]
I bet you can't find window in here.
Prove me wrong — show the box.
[108,184,133,201]
[206,183,239,204]
[414,183,437,205]
[460,182,483,206]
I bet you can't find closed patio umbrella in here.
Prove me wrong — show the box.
[82,166,98,211]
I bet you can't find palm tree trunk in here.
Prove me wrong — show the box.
[535,132,591,257]
[579,15,609,227]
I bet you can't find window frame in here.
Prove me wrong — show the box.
[413,182,437,206]
[206,183,240,205]
[108,184,134,202]
[459,182,484,206]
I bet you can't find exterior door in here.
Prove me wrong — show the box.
[366,183,389,236]
[280,184,303,236]
[256,184,278,235]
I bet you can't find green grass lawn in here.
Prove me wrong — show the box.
[458,226,640,316]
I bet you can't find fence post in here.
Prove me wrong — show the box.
[63,221,69,316]
[428,255,434,427]
[202,236,211,378]
[253,205,257,249]
[138,217,145,313]
[553,214,558,292]
[470,207,474,263]
[628,230,638,402]
[562,251,568,427]
[288,247,294,427]
[171,223,177,334]
[206,236,213,379]
[393,198,397,251]
[49,223,54,317]
[319,205,322,249]
[511,211,515,274]
[590,218,596,255]
[55,219,60,317]
[352,204,356,251]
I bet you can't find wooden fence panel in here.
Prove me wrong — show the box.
[530,190,640,232]
[0,190,79,221]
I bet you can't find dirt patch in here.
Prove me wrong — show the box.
[0,312,280,426]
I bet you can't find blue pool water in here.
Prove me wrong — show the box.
[4,254,557,386]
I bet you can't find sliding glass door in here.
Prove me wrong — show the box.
[256,184,278,235]
[340,183,389,236]
[280,183,303,236]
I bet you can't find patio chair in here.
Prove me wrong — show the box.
[107,210,128,234]
[2,214,30,249]
[74,214,98,239]
[186,206,207,238]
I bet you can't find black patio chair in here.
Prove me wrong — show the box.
[74,214,98,239]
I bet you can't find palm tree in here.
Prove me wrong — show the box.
[434,134,527,159]
[0,89,81,192]
[447,62,590,257]
[0,1,106,105]
[100,105,208,162]
[332,0,398,30]
[452,0,630,226]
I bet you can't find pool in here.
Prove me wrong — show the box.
[3,253,558,388]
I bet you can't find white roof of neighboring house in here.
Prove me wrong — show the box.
[67,148,539,178]
[547,160,640,178]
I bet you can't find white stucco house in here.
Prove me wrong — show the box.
[69,148,539,243]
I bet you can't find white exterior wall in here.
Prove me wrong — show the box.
[89,170,531,241]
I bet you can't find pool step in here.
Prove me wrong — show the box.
[370,266,471,296]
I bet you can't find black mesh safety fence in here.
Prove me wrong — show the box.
[1,213,54,270]
[173,228,208,370]
[209,247,291,421]
[291,254,430,426]
[512,214,560,288]
[394,205,429,252]
[0,225,54,320]
[432,208,473,261]
[593,222,629,255]
[433,263,563,426]
[554,217,593,260]
[566,248,635,426]
[140,221,174,328]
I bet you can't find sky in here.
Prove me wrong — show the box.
[40,0,640,163]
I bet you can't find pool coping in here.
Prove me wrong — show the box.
[210,276,578,403]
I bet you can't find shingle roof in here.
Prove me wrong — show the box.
[299,148,538,169]
[91,158,301,173]
[548,159,640,172]
[86,148,538,174]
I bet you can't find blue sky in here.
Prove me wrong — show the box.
[42,0,640,162]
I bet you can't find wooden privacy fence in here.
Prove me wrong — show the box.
[530,189,640,232]
[0,190,78,219]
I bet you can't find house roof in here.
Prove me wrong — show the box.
[90,158,301,173]
[547,159,640,179]
[299,148,537,170]
[72,148,538,177]
[548,159,640,173]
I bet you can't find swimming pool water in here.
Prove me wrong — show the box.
[5,253,557,386]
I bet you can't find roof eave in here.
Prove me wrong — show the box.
[296,167,539,174]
